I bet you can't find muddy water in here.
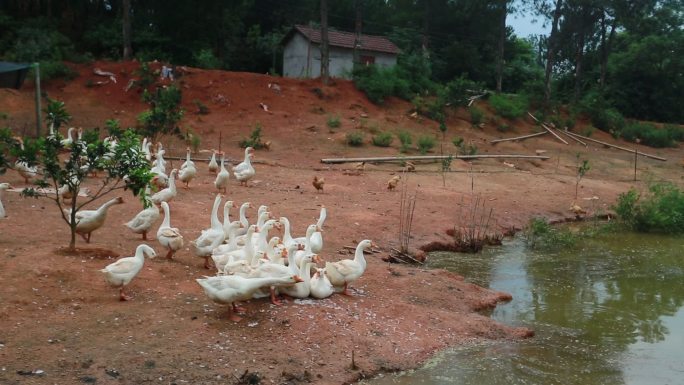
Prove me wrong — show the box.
[363,231,684,385]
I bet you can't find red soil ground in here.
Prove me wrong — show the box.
[0,61,681,384]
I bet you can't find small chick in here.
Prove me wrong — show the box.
[355,162,366,172]
[387,175,401,191]
[404,161,415,172]
[313,176,325,193]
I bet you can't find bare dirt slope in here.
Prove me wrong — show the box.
[0,61,681,384]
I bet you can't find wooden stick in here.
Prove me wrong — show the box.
[390,248,424,264]
[491,131,548,143]
[563,131,667,161]
[555,129,587,146]
[321,154,550,164]
[527,112,568,145]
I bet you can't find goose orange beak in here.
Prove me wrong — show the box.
[294,275,304,283]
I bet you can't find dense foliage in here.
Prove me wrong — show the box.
[0,1,681,126]
[614,183,684,233]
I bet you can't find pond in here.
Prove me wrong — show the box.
[363,230,684,385]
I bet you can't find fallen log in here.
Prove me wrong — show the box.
[563,131,667,161]
[527,112,568,145]
[491,131,548,144]
[555,129,587,146]
[321,154,550,164]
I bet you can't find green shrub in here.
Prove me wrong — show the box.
[524,218,578,249]
[353,65,409,104]
[193,99,209,115]
[579,91,625,133]
[497,123,511,132]
[397,130,412,153]
[582,126,596,137]
[452,136,464,147]
[239,123,267,149]
[470,106,484,126]
[327,115,341,129]
[194,48,221,69]
[614,183,684,233]
[137,85,184,140]
[412,96,445,122]
[664,124,684,142]
[443,75,484,107]
[417,135,435,154]
[346,132,364,147]
[372,132,393,147]
[489,94,528,119]
[620,121,676,148]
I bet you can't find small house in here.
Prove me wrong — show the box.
[282,25,400,79]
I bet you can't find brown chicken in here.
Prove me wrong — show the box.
[387,175,401,191]
[312,176,325,193]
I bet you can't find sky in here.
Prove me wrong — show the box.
[508,10,551,38]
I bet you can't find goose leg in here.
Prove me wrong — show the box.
[269,287,283,306]
[86,233,92,243]
[228,303,243,322]
[80,233,88,242]
[341,282,352,296]
[165,249,174,259]
[142,231,147,241]
[203,256,212,269]
[232,302,246,314]
[119,287,131,301]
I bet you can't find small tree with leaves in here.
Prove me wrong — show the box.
[18,101,153,251]
[575,155,590,200]
[137,85,184,141]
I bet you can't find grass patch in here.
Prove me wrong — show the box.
[397,130,412,153]
[346,132,364,147]
[614,182,684,233]
[327,115,341,129]
[469,106,484,127]
[417,135,435,154]
[489,94,528,119]
[372,132,393,147]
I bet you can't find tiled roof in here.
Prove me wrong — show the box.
[291,25,400,55]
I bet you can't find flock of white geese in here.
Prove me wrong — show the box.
[2,133,375,322]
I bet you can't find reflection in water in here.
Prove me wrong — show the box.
[362,232,684,385]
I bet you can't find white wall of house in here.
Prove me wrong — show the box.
[283,32,398,79]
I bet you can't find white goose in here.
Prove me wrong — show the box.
[157,201,184,259]
[250,243,319,305]
[0,182,12,219]
[150,169,178,206]
[212,221,243,272]
[234,201,253,236]
[293,224,320,267]
[222,200,238,238]
[179,148,197,188]
[191,194,226,269]
[215,224,258,265]
[325,239,375,296]
[66,196,124,243]
[196,274,302,322]
[232,148,255,187]
[13,138,37,184]
[124,198,160,240]
[214,153,230,193]
[309,266,335,299]
[280,261,314,299]
[309,206,326,254]
[207,150,219,174]
[60,127,76,147]
[100,244,156,301]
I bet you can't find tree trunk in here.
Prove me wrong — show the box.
[422,0,430,58]
[543,0,563,110]
[573,19,586,103]
[122,0,132,60]
[69,196,78,251]
[353,0,363,70]
[496,0,507,93]
[599,14,616,90]
[320,0,330,85]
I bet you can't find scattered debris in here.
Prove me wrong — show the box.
[235,369,261,385]
[94,68,117,83]
[267,83,281,93]
[502,161,515,168]
[259,103,269,112]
